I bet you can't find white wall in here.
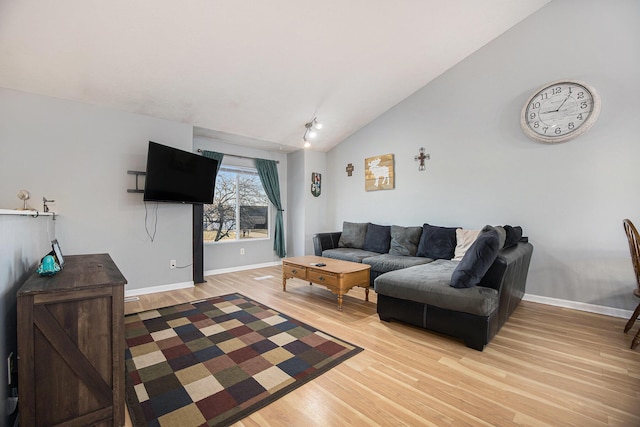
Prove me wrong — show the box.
[287,149,306,256]
[286,149,328,257]
[304,150,328,255]
[325,0,640,311]
[0,88,195,292]
[193,136,288,271]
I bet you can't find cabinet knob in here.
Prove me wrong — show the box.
[292,269,297,274]
[318,276,325,281]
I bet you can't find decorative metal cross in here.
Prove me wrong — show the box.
[414,147,430,171]
[345,163,354,177]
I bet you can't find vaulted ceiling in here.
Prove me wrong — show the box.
[0,0,550,152]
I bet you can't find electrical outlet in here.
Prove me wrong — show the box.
[240,248,245,255]
[170,260,176,269]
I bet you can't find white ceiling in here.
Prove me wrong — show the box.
[0,0,550,152]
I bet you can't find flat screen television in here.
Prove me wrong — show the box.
[143,141,218,204]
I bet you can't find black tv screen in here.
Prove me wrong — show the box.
[143,141,218,204]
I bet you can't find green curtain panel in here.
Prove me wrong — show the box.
[201,150,224,175]
[255,158,286,258]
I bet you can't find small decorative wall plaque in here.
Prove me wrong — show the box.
[365,154,394,191]
[345,163,354,177]
[414,147,430,171]
[311,172,321,197]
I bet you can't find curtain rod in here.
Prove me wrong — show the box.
[196,149,279,164]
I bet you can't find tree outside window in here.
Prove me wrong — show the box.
[203,167,269,242]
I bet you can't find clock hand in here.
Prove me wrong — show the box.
[540,94,571,114]
[553,95,570,112]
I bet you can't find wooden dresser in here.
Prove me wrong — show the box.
[17,253,127,427]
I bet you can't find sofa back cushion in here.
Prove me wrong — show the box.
[450,226,501,288]
[338,221,369,249]
[416,224,458,260]
[389,225,422,256]
[362,223,392,254]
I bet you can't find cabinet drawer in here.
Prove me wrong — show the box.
[283,264,307,280]
[308,269,338,287]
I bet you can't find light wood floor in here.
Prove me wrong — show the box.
[124,265,640,426]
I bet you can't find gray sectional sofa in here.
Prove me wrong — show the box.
[313,222,533,350]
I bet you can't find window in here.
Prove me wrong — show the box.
[203,166,270,242]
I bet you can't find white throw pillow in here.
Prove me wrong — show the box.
[453,229,481,261]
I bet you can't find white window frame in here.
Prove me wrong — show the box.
[203,165,270,244]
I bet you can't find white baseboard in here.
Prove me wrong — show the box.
[122,276,632,321]
[122,262,280,298]
[523,293,633,319]
[125,281,194,298]
[204,261,281,277]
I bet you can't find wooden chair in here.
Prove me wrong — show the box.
[622,219,640,349]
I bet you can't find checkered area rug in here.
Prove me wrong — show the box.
[124,293,363,427]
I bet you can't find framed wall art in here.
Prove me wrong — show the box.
[365,154,394,191]
[311,172,321,197]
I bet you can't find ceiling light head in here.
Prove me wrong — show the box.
[303,117,323,141]
[304,141,311,148]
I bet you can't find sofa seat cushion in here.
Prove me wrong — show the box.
[322,248,380,263]
[373,260,499,317]
[363,254,433,274]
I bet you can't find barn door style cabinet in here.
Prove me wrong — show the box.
[17,253,127,427]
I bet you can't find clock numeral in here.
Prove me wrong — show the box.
[529,113,536,120]
[552,87,562,95]
[580,101,588,109]
[531,101,541,109]
[543,127,549,134]
[577,91,584,99]
[540,93,548,100]
[555,127,562,135]
[533,121,540,128]
[568,122,575,130]
[577,113,584,120]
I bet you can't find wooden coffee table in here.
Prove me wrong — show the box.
[282,256,370,311]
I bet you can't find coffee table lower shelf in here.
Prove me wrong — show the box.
[282,256,370,311]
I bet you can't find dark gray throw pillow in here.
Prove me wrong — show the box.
[503,225,523,248]
[338,221,369,249]
[450,226,501,288]
[416,224,458,260]
[389,225,422,256]
[483,225,506,249]
[362,223,391,254]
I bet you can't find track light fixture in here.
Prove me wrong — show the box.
[303,117,323,142]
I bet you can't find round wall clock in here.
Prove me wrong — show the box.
[521,80,601,144]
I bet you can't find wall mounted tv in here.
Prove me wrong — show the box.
[143,141,218,204]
